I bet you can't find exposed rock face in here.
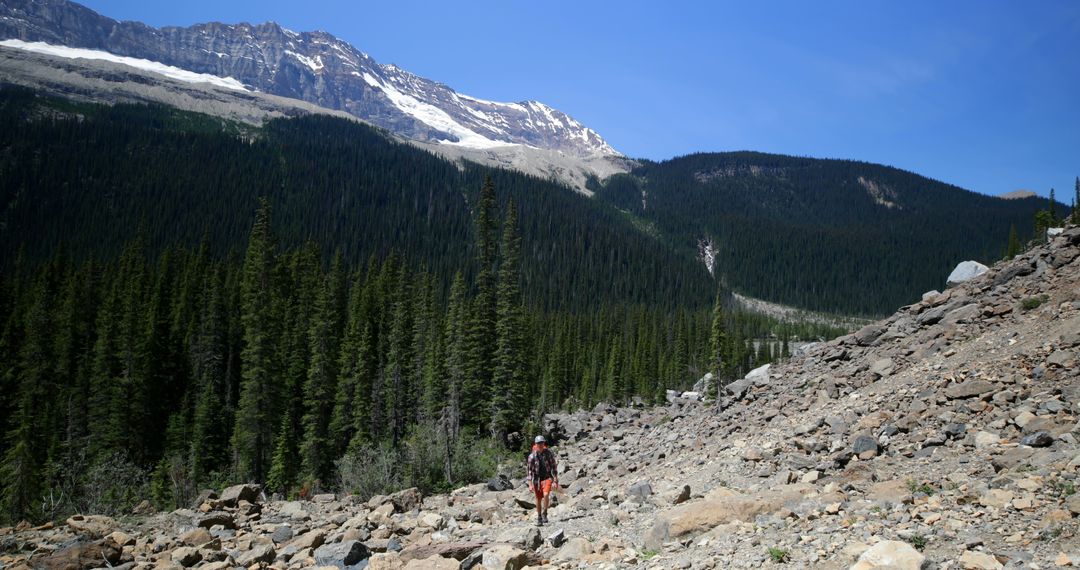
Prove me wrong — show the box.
[0,0,620,158]
[2,223,1079,568]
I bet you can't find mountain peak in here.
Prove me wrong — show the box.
[0,0,621,158]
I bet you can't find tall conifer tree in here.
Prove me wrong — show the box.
[233,198,278,482]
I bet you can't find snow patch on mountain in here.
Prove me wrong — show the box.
[698,237,716,275]
[285,50,323,72]
[0,39,249,91]
[361,72,513,150]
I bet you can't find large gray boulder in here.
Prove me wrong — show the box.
[946,261,988,287]
[314,540,370,569]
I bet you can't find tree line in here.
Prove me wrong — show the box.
[0,176,833,524]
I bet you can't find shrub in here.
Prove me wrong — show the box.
[1021,295,1047,311]
[905,479,935,496]
[336,444,403,501]
[80,452,152,516]
[905,534,928,551]
[767,547,790,563]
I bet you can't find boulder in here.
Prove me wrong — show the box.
[315,540,370,569]
[65,514,117,538]
[547,529,566,548]
[1020,431,1054,448]
[945,381,996,400]
[480,544,527,570]
[219,483,261,506]
[746,363,771,384]
[399,541,486,562]
[869,358,894,377]
[628,481,653,501]
[368,552,404,570]
[959,550,1003,570]
[287,529,326,550]
[851,434,879,459]
[853,323,887,346]
[947,261,989,287]
[644,484,814,550]
[486,474,513,492]
[552,537,593,562]
[270,525,294,544]
[235,543,275,567]
[196,512,236,530]
[180,527,215,547]
[37,538,123,570]
[171,546,202,567]
[850,540,925,570]
[404,556,460,570]
[523,526,542,551]
[390,487,423,513]
[725,378,753,400]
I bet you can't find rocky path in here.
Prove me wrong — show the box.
[2,226,1079,569]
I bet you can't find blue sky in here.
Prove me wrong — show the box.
[79,0,1080,198]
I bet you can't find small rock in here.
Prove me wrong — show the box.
[1020,431,1054,448]
[548,529,566,548]
[314,540,370,569]
[271,525,294,544]
[628,481,653,501]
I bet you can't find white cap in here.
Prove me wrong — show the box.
[534,435,546,444]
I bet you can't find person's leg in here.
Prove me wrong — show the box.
[531,483,543,524]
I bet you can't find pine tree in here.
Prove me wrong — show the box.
[1049,188,1058,225]
[606,337,624,404]
[299,257,344,486]
[1005,224,1021,260]
[463,177,498,434]
[233,198,279,482]
[706,288,726,398]
[1073,177,1079,223]
[442,273,467,436]
[266,412,298,495]
[0,275,54,522]
[490,201,526,441]
[189,266,229,483]
[384,265,414,445]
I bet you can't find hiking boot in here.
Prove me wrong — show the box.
[542,513,549,524]
[536,514,544,526]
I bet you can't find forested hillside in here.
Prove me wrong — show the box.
[0,183,826,523]
[595,152,1055,314]
[0,88,711,311]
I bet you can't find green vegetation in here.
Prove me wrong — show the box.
[767,547,791,563]
[1021,295,1048,311]
[904,534,928,551]
[906,479,936,496]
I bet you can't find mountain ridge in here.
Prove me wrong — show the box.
[0,0,619,158]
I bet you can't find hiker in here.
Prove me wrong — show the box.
[526,435,559,525]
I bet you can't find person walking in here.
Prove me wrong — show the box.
[526,435,558,525]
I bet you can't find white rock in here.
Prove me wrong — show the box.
[745,364,771,385]
[850,540,925,570]
[946,261,989,286]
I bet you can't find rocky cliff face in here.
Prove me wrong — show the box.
[0,0,619,158]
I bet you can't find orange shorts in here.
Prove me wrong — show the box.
[529,479,553,500]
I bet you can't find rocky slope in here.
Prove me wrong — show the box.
[0,0,619,158]
[2,227,1079,569]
